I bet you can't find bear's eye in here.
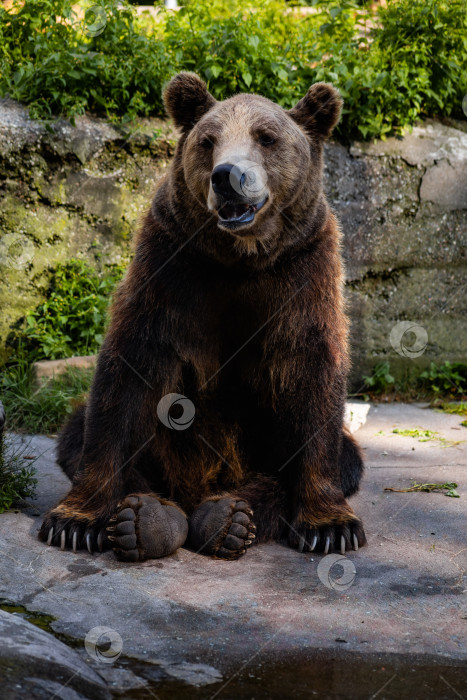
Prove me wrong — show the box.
[258,133,276,147]
[200,136,214,150]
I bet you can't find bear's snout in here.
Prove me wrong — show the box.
[211,163,242,199]
[209,160,269,231]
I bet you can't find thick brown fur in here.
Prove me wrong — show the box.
[39,73,366,559]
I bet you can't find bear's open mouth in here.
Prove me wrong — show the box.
[217,196,268,229]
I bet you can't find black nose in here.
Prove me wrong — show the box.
[211,163,244,198]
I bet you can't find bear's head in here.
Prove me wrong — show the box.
[163,73,342,256]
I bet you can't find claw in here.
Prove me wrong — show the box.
[97,529,104,552]
[245,539,253,547]
[298,535,305,553]
[340,535,346,555]
[353,534,359,551]
[47,527,54,546]
[324,536,330,555]
[60,529,66,551]
[86,533,93,554]
[107,535,116,542]
[248,531,256,540]
[106,526,116,532]
[72,531,78,553]
[310,534,318,552]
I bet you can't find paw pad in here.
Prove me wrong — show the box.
[109,493,188,562]
[188,497,256,560]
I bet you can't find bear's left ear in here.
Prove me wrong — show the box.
[163,72,217,132]
[288,83,342,139]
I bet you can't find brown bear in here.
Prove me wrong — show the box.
[39,72,366,562]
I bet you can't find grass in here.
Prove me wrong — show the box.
[0,433,38,513]
[1,361,93,435]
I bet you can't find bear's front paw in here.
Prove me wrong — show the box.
[107,494,188,562]
[39,509,108,554]
[188,497,256,560]
[288,517,366,555]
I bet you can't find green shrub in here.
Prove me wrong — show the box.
[11,259,125,362]
[361,360,467,399]
[343,0,467,138]
[164,0,315,107]
[0,0,465,139]
[2,257,122,435]
[419,361,467,397]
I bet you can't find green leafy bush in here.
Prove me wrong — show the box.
[0,0,465,139]
[12,259,125,361]
[0,0,169,123]
[2,258,122,435]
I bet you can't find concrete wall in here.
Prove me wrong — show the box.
[0,99,466,379]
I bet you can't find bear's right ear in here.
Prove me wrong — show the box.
[163,72,217,132]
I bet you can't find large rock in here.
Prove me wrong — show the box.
[0,610,110,699]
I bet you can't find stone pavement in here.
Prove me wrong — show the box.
[0,403,465,699]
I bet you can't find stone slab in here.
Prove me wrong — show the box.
[2,101,466,378]
[344,401,370,433]
[0,405,466,698]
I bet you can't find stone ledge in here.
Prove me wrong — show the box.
[0,97,177,164]
[32,355,97,384]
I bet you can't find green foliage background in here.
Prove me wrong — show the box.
[0,0,465,139]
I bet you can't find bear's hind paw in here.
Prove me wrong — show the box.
[108,493,188,562]
[188,497,256,560]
